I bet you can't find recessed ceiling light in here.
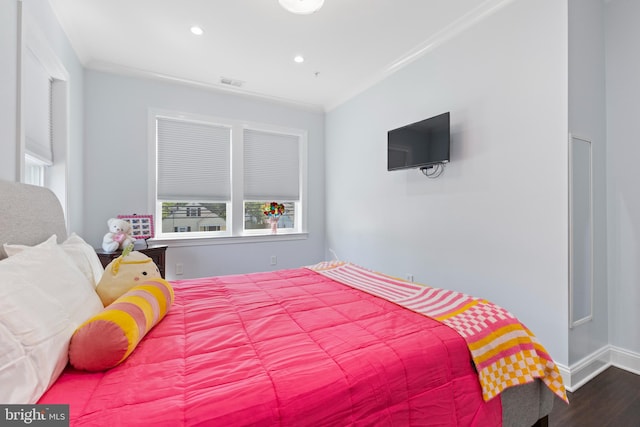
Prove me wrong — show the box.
[190,26,204,36]
[294,55,305,63]
[279,0,325,15]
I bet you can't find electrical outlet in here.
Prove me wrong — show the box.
[270,255,277,266]
[176,263,184,275]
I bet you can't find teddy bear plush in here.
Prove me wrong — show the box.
[96,249,161,306]
[102,218,135,252]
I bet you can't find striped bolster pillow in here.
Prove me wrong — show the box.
[69,278,174,371]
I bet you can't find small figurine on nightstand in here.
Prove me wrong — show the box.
[102,218,135,252]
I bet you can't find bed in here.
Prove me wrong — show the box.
[0,181,565,426]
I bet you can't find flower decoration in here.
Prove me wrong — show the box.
[262,202,286,218]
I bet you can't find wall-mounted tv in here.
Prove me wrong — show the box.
[387,112,450,171]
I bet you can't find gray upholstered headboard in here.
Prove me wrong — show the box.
[0,180,67,260]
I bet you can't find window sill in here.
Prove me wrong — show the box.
[148,232,309,248]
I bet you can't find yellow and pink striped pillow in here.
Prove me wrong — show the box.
[69,278,174,371]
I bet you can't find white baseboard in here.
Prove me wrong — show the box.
[558,345,640,392]
[610,345,640,375]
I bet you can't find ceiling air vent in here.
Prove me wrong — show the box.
[220,77,244,88]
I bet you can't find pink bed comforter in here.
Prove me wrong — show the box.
[39,268,501,426]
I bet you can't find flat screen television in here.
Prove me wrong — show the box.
[387,112,450,171]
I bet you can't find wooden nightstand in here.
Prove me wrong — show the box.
[95,245,168,279]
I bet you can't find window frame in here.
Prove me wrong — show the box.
[148,109,308,245]
[24,154,46,187]
[18,6,70,227]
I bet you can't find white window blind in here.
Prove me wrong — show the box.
[243,129,300,200]
[24,48,53,165]
[157,117,231,201]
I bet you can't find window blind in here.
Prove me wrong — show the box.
[157,118,231,201]
[243,129,300,201]
[24,49,53,165]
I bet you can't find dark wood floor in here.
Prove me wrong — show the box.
[548,366,640,427]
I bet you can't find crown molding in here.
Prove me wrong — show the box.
[85,60,326,113]
[325,0,515,112]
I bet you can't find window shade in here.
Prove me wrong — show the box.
[157,118,231,201]
[24,49,53,165]
[243,129,300,200]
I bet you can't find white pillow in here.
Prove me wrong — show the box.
[4,233,104,288]
[0,243,104,403]
[3,234,57,253]
[60,233,105,287]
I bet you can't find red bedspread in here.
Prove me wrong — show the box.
[39,268,502,426]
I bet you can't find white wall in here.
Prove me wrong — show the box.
[83,70,326,278]
[0,0,18,182]
[605,0,640,356]
[567,0,609,367]
[325,0,570,363]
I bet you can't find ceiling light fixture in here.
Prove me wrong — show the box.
[294,55,305,63]
[190,26,204,35]
[278,0,325,15]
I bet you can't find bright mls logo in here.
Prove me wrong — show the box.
[1,405,69,426]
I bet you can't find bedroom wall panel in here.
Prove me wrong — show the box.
[325,0,570,364]
[605,0,640,356]
[0,0,18,182]
[83,70,325,278]
[568,135,594,327]
[567,0,609,369]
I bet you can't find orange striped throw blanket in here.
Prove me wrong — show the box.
[308,261,568,403]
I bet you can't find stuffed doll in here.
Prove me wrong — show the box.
[96,247,161,306]
[102,218,135,252]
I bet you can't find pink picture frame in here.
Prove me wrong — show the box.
[117,214,154,240]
